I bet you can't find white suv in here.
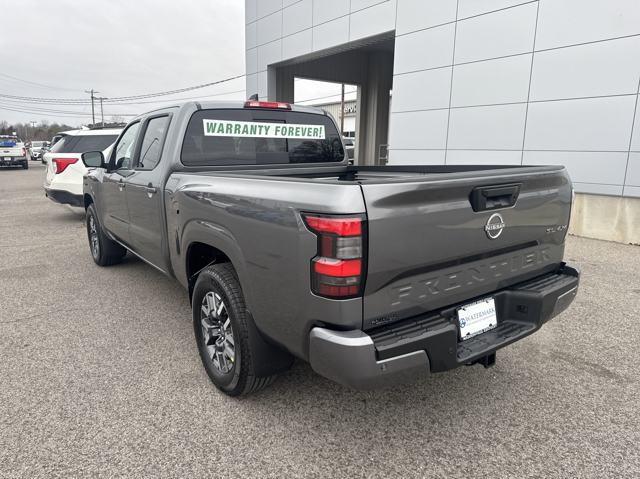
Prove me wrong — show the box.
[43,128,122,207]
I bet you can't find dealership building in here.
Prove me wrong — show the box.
[245,0,640,243]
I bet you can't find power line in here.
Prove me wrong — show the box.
[0,73,246,104]
[0,102,137,117]
[0,104,95,119]
[0,88,246,107]
[0,72,82,92]
[113,88,247,105]
[104,74,246,102]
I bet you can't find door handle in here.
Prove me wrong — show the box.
[145,184,157,198]
[469,183,521,212]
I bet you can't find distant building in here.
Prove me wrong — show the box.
[313,100,357,138]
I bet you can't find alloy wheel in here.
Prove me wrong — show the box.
[88,216,100,260]
[200,291,235,374]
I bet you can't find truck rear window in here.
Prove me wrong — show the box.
[0,137,19,147]
[181,109,344,166]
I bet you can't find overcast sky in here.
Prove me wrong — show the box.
[0,0,245,125]
[0,0,357,127]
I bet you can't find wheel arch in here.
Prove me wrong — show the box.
[186,241,233,300]
[180,218,252,304]
[83,193,94,210]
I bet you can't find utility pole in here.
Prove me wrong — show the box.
[97,97,106,127]
[85,89,99,126]
[340,83,345,136]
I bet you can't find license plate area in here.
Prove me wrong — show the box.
[457,297,497,341]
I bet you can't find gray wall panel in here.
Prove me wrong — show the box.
[523,151,628,186]
[536,0,640,50]
[392,68,452,112]
[451,54,532,107]
[313,0,350,25]
[396,0,457,35]
[394,24,455,74]
[457,0,531,20]
[446,150,522,165]
[388,110,449,149]
[387,149,446,165]
[447,103,527,150]
[312,16,350,52]
[626,153,640,187]
[530,36,640,101]
[524,96,636,152]
[283,0,313,36]
[454,3,537,64]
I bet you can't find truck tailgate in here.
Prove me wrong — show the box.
[360,166,572,330]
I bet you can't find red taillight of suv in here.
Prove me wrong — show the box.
[302,213,366,299]
[52,158,78,174]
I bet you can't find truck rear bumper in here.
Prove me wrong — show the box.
[0,157,27,166]
[309,264,579,390]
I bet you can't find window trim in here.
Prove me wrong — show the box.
[133,113,172,171]
[179,108,345,168]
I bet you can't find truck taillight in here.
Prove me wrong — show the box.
[302,213,366,299]
[53,158,77,174]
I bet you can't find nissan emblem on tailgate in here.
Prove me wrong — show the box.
[485,213,505,239]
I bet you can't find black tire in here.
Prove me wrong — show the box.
[22,161,28,170]
[86,203,126,266]
[193,263,278,396]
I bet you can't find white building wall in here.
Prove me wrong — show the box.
[390,0,640,198]
[247,0,640,199]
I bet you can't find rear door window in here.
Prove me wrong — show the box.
[181,109,344,167]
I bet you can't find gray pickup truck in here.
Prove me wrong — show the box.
[81,100,579,396]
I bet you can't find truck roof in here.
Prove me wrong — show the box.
[138,100,329,119]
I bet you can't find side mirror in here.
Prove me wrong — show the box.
[82,151,105,168]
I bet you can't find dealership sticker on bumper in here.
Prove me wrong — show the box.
[457,297,497,340]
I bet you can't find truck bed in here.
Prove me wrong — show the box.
[170,162,571,337]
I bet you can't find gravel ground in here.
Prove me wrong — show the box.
[1,163,639,478]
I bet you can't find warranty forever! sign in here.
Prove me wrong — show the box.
[203,119,326,140]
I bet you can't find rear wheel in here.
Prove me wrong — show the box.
[86,203,126,266]
[193,263,279,396]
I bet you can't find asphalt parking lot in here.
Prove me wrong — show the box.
[1,162,639,478]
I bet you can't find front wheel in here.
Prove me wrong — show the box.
[193,263,279,396]
[86,204,126,266]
